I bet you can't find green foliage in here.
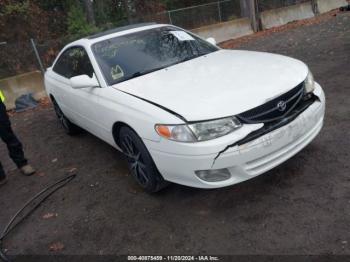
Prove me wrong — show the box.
[0,0,29,16]
[32,0,69,12]
[94,0,126,26]
[67,3,99,40]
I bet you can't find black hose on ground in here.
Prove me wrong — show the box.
[0,173,77,262]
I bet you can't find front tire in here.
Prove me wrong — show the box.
[119,126,169,193]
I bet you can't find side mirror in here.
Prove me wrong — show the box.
[206,37,217,46]
[70,74,99,89]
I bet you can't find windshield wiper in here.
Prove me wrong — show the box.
[116,66,167,84]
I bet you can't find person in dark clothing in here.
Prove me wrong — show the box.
[0,98,35,186]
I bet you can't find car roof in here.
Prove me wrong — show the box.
[86,22,157,39]
[52,23,175,68]
[67,23,172,48]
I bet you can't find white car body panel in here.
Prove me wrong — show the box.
[114,49,308,121]
[46,68,183,148]
[145,83,325,188]
[44,24,325,189]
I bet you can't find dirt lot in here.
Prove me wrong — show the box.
[0,12,350,256]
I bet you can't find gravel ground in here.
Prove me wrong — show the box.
[0,11,349,257]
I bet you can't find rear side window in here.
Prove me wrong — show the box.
[53,46,94,78]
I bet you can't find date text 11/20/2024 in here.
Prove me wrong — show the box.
[127,255,220,261]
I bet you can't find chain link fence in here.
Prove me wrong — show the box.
[0,38,69,79]
[167,0,243,29]
[35,38,69,70]
[0,0,244,79]
[0,41,38,79]
[130,0,243,29]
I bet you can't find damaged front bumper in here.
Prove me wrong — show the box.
[145,83,325,189]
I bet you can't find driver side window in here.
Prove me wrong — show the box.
[53,46,94,79]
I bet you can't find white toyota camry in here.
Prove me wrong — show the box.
[45,23,325,192]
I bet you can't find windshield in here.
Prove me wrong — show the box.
[92,26,219,85]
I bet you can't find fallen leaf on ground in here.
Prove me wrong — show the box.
[36,172,45,177]
[39,97,51,107]
[49,242,64,252]
[42,213,58,219]
[68,167,77,173]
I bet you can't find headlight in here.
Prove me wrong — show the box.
[304,70,315,93]
[155,117,241,142]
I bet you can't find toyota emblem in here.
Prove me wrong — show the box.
[277,101,287,112]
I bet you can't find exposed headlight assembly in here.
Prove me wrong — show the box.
[304,70,315,93]
[155,117,242,142]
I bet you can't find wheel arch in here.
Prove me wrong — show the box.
[112,120,169,192]
[49,94,55,102]
[112,121,139,148]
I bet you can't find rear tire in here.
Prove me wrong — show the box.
[119,126,169,193]
[52,99,82,135]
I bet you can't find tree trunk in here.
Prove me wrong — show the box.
[83,0,96,25]
[122,0,132,23]
[248,0,261,32]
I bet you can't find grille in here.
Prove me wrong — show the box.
[238,82,305,123]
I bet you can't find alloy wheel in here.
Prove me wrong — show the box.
[121,135,149,186]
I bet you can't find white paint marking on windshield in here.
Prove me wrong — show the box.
[170,31,195,41]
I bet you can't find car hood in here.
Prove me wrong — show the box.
[113,50,308,122]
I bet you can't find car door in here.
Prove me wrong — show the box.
[50,46,105,137]
[49,47,78,120]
